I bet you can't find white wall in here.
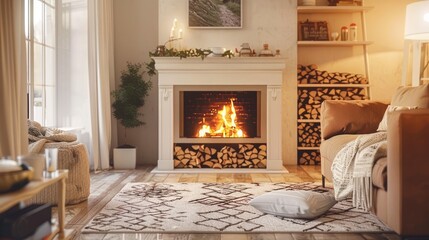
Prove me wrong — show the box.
[113,0,159,165]
[113,0,416,166]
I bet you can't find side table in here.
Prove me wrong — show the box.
[0,170,73,239]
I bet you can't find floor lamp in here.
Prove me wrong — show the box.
[403,1,429,86]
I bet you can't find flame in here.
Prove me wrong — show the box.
[197,99,246,138]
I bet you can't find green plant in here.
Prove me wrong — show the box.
[111,62,152,146]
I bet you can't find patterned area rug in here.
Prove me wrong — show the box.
[83,182,391,233]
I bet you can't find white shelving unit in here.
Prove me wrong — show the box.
[296,2,373,165]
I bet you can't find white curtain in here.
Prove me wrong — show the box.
[88,0,114,170]
[56,0,114,170]
[0,0,28,159]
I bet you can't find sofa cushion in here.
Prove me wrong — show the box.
[321,100,387,140]
[372,157,387,191]
[321,134,361,166]
[391,83,429,108]
[321,134,387,190]
[320,134,360,181]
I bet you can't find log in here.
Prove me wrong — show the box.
[298,150,321,165]
[297,65,368,85]
[173,144,267,169]
[297,87,366,120]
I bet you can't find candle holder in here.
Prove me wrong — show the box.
[165,37,183,50]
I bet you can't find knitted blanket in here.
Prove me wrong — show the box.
[331,132,387,211]
[27,119,78,153]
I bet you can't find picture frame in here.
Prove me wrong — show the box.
[299,21,329,41]
[188,0,242,29]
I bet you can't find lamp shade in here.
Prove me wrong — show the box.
[405,1,429,40]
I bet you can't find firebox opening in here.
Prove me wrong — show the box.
[180,91,261,138]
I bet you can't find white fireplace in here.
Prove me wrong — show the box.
[153,57,286,172]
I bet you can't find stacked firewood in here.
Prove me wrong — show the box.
[297,64,368,85]
[296,64,369,165]
[298,123,321,147]
[298,87,366,119]
[174,144,267,169]
[298,150,321,165]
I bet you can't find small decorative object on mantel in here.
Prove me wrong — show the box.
[239,43,253,57]
[166,18,183,50]
[259,44,274,57]
[208,47,226,57]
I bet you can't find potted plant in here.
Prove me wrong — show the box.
[111,62,153,169]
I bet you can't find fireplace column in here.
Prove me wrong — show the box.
[158,85,174,170]
[267,86,283,170]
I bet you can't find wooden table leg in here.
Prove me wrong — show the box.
[57,177,66,239]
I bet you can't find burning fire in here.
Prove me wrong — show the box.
[198,99,245,138]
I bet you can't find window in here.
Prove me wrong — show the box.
[25,0,56,127]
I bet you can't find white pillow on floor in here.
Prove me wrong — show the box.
[249,190,336,219]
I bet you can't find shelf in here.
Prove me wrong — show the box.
[298,119,320,123]
[298,84,370,87]
[297,147,320,151]
[298,41,373,46]
[0,171,70,240]
[297,6,373,14]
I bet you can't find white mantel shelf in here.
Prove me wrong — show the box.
[153,57,286,172]
[153,57,287,86]
[153,57,287,71]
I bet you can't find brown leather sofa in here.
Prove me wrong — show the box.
[319,84,429,237]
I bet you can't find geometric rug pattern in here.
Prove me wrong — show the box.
[83,182,391,233]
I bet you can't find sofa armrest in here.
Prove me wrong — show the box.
[387,109,429,236]
[320,100,388,140]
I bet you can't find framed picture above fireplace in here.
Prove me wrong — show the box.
[188,0,242,28]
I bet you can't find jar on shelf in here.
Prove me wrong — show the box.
[341,26,349,41]
[349,23,358,41]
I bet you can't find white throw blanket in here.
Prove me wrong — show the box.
[27,119,78,153]
[331,132,387,211]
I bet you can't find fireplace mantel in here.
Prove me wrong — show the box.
[154,57,286,86]
[153,57,286,172]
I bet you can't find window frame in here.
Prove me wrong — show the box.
[25,0,57,127]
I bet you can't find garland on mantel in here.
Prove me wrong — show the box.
[149,47,235,59]
[146,47,235,75]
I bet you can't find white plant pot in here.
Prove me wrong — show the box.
[113,148,136,169]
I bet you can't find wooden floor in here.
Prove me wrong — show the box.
[63,165,400,240]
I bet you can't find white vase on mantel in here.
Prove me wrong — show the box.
[113,147,136,169]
